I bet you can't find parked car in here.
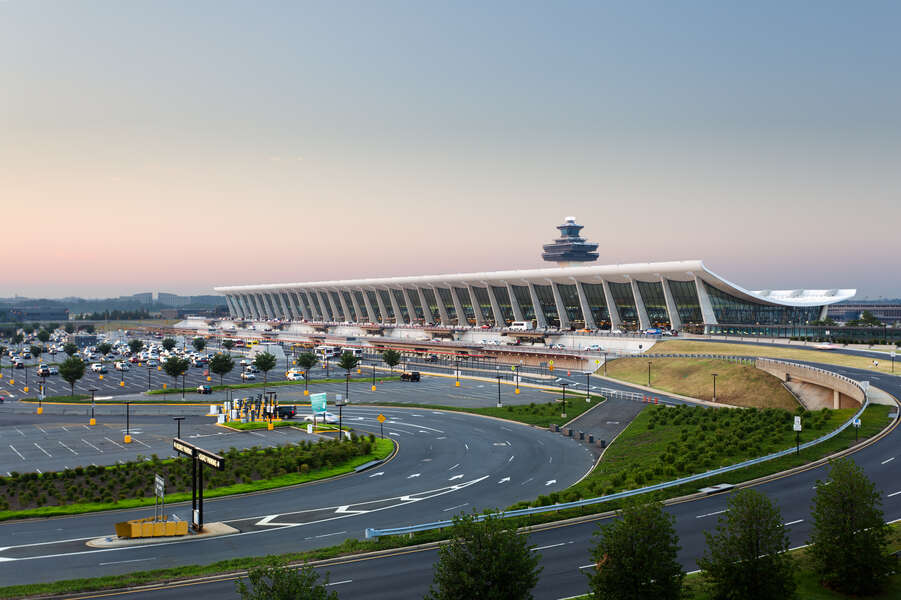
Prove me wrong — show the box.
[586,344,603,352]
[115,362,129,371]
[400,371,421,382]
[424,354,439,363]
[286,370,304,381]
[241,372,256,380]
[244,365,260,373]
[13,359,25,369]
[146,359,159,367]
[91,363,107,373]
[47,366,58,375]
[303,411,337,424]
[35,365,51,377]
[239,358,251,366]
[196,385,212,394]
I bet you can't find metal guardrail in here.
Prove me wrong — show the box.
[365,372,871,539]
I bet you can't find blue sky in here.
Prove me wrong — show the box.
[1,1,899,298]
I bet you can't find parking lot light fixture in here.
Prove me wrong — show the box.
[371,364,376,391]
[712,373,718,403]
[173,416,185,438]
[89,387,97,425]
[561,383,567,418]
[124,400,132,444]
[496,373,502,408]
[647,361,652,386]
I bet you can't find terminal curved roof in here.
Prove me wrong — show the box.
[215,260,855,308]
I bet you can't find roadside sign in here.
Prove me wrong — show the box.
[310,392,327,414]
[377,414,386,423]
[154,474,165,497]
[173,438,225,470]
[510,365,516,371]
[793,416,803,432]
[853,418,861,428]
[549,360,554,366]
[892,352,896,358]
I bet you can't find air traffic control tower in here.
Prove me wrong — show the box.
[541,216,599,266]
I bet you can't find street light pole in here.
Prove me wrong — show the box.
[712,373,718,403]
[371,364,376,391]
[336,396,346,441]
[561,383,567,418]
[604,352,607,376]
[496,373,502,408]
[647,361,652,386]
[89,387,97,425]
[174,416,185,438]
[124,400,131,444]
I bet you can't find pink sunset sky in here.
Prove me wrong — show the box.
[2,2,899,299]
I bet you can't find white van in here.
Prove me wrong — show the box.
[509,321,534,331]
[315,345,339,359]
[342,347,363,358]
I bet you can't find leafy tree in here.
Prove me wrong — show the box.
[698,488,795,600]
[0,346,5,361]
[235,555,337,600]
[809,458,894,595]
[63,342,78,357]
[80,324,95,334]
[587,500,683,600]
[162,337,177,352]
[209,353,235,386]
[192,337,206,352]
[59,356,86,398]
[381,349,401,373]
[13,333,24,347]
[30,345,42,362]
[163,356,191,399]
[222,339,235,352]
[860,310,883,327]
[337,351,360,403]
[36,330,51,344]
[253,352,277,395]
[128,339,144,356]
[426,512,541,600]
[296,352,318,393]
[48,322,59,331]
[64,323,75,334]
[97,342,113,360]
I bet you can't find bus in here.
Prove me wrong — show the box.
[315,345,339,358]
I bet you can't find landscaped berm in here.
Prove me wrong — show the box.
[603,357,799,410]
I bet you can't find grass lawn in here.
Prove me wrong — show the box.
[221,420,297,431]
[652,339,900,376]
[605,357,799,409]
[0,438,393,521]
[370,395,604,428]
[146,376,401,396]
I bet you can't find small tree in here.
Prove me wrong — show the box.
[128,338,144,356]
[253,352,277,395]
[30,345,42,362]
[809,458,894,595]
[63,342,78,357]
[296,352,318,394]
[36,330,51,345]
[587,500,683,600]
[13,333,24,348]
[698,488,795,600]
[192,337,206,353]
[81,324,95,334]
[163,356,191,399]
[209,353,235,387]
[426,512,541,600]
[235,555,337,600]
[222,339,235,352]
[59,356,86,398]
[337,351,360,402]
[97,342,113,361]
[64,323,75,334]
[162,337,177,352]
[382,349,401,373]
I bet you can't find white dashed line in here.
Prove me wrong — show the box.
[882,457,895,465]
[33,443,52,457]
[696,510,728,519]
[9,445,25,460]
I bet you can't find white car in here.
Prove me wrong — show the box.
[90,363,107,373]
[240,372,256,380]
[302,412,338,424]
[239,358,251,366]
[286,370,304,381]
[585,344,603,352]
[115,362,129,371]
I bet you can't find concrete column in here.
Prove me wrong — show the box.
[294,291,311,321]
[415,287,433,325]
[485,285,505,326]
[575,281,597,330]
[466,286,485,327]
[312,290,328,321]
[550,281,571,329]
[432,286,450,325]
[275,291,290,320]
[224,296,237,318]
[505,282,524,321]
[374,289,390,324]
[361,289,377,323]
[601,280,622,330]
[388,288,406,325]
[238,294,253,319]
[630,280,651,330]
[660,278,682,331]
[349,290,364,324]
[323,290,340,321]
[281,291,297,320]
[527,283,548,329]
[833,389,840,410]
[337,289,353,322]
[250,294,265,319]
[449,286,468,326]
[693,275,718,327]
[401,288,419,324]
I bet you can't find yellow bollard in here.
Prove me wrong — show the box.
[23,386,29,393]
[120,381,125,387]
[206,376,211,382]
[515,388,520,395]
[304,389,309,396]
[455,380,460,387]
[357,368,361,374]
[157,366,161,371]
[9,378,14,384]
[99,374,103,380]
[0,373,3,379]
[124,434,132,444]
[267,422,274,431]
[89,418,96,425]
[36,406,43,415]
[163,383,167,389]
[372,385,376,391]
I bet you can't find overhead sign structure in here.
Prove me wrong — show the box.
[310,392,327,414]
[173,438,225,531]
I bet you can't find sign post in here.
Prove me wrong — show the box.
[793,416,802,455]
[853,417,861,442]
[891,351,895,374]
[154,473,165,522]
[310,392,327,428]
[173,438,225,531]
[377,413,386,439]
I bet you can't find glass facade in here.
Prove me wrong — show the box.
[472,287,494,325]
[421,288,441,323]
[352,291,368,321]
[511,285,535,321]
[341,291,357,321]
[328,291,344,320]
[491,286,515,324]
[365,290,382,322]
[581,283,610,326]
[308,291,324,320]
[609,282,638,327]
[637,281,670,327]
[391,289,409,322]
[704,282,823,325]
[667,280,702,324]
[297,292,313,319]
[556,284,583,325]
[453,287,475,324]
[375,290,394,321]
[405,289,424,322]
[435,287,457,323]
[532,284,560,327]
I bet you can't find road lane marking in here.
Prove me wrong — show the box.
[448,463,459,470]
[99,557,155,566]
[81,439,102,452]
[36,426,47,434]
[784,519,804,526]
[449,474,464,481]
[520,477,534,486]
[498,477,511,483]
[508,455,515,462]
[132,437,152,448]
[33,443,52,457]
[326,580,352,586]
[407,473,421,479]
[887,490,901,497]
[443,503,469,512]
[882,457,895,465]
[389,432,399,437]
[545,479,557,486]
[368,472,384,478]
[58,441,78,455]
[315,531,346,538]
[9,445,25,460]
[534,541,570,551]
[696,510,728,519]
[104,437,125,449]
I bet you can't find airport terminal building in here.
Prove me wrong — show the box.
[214,219,855,334]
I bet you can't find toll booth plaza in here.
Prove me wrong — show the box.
[210,391,284,429]
[173,438,225,531]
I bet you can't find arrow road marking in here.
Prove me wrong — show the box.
[407,473,421,479]
[498,477,511,484]
[449,474,464,481]
[545,479,557,486]
[255,515,294,527]
[335,506,369,515]
[368,471,384,478]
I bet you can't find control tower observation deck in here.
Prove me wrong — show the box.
[541,216,599,266]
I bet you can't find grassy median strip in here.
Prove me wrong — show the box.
[370,395,604,427]
[145,376,401,396]
[220,420,299,430]
[0,438,393,521]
